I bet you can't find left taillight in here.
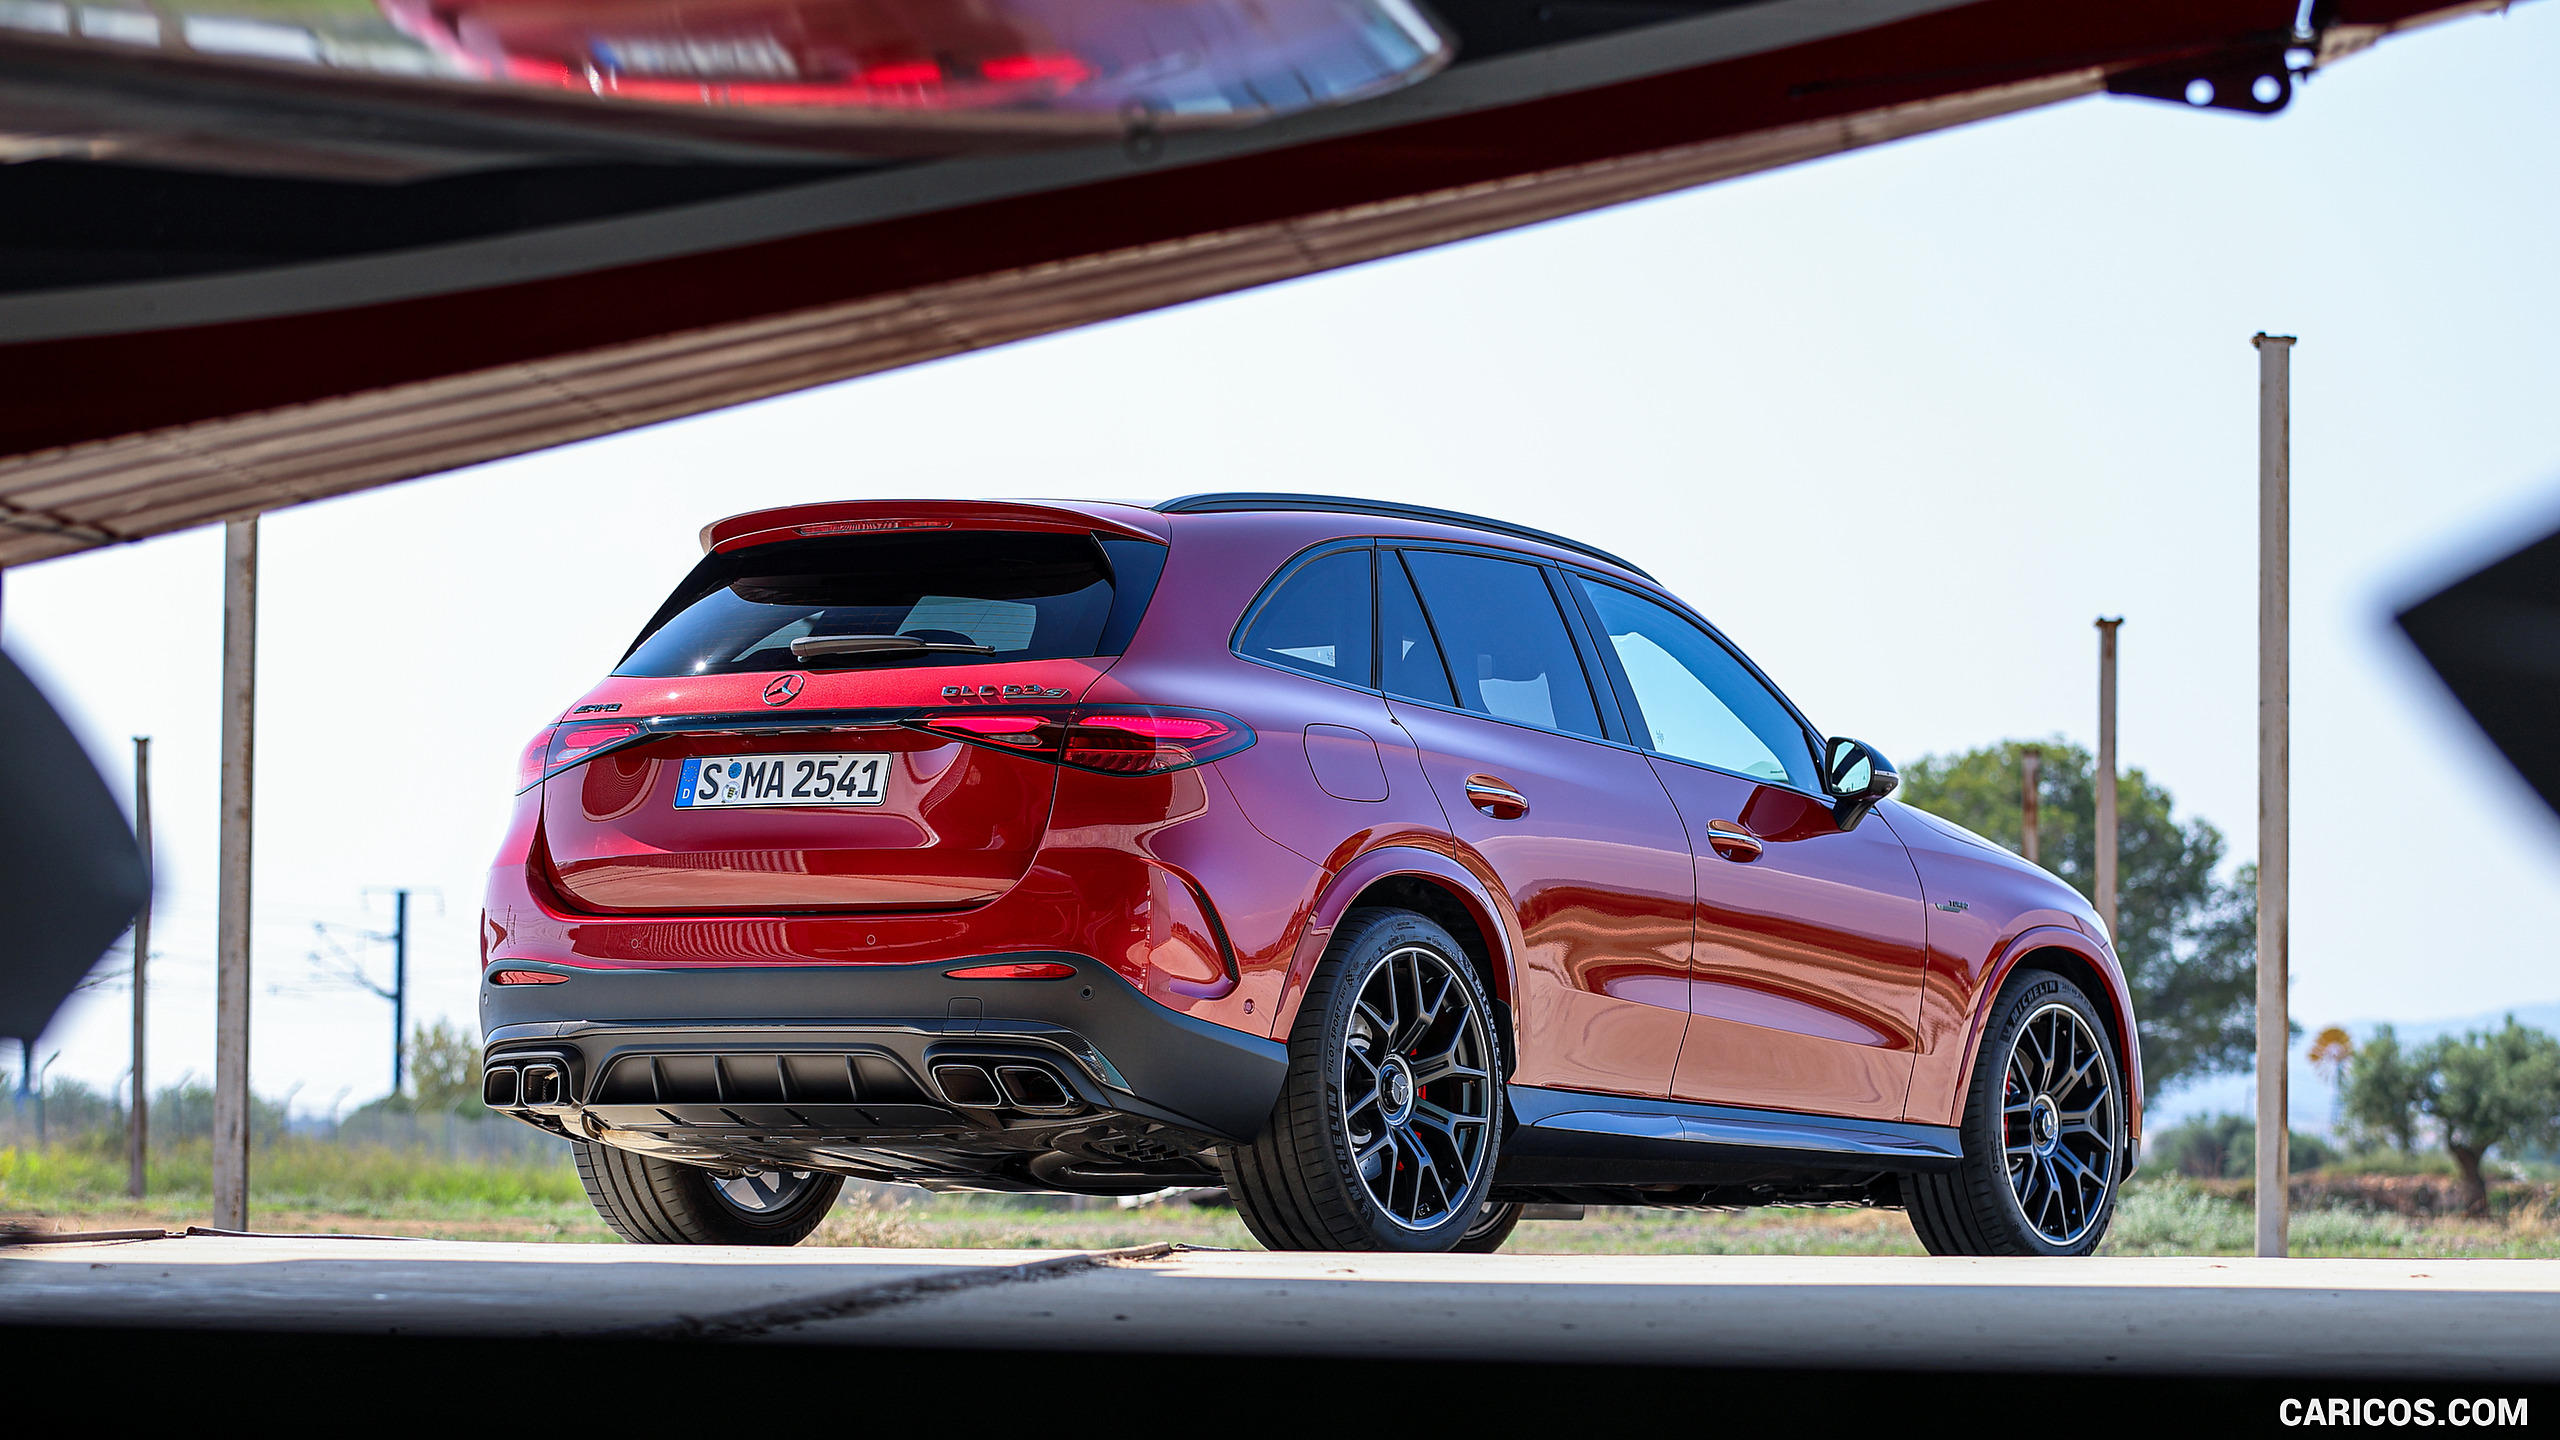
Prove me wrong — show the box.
[904,706,1252,776]
[516,727,556,788]
[519,721,641,790]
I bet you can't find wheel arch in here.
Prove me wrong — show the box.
[1276,845,1523,1074]
[1953,929,2145,1146]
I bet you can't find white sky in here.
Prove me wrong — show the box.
[8,7,2559,1119]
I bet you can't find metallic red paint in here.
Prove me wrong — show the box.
[482,497,2143,1154]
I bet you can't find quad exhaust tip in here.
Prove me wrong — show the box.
[931,1061,1082,1115]
[485,1061,566,1110]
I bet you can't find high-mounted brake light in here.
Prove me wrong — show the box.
[945,962,1078,980]
[489,969,568,986]
[903,706,1252,775]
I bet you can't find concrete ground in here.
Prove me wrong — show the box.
[5,1233,2555,1378]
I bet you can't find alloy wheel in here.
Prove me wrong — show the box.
[710,1168,821,1216]
[1999,1002,2120,1246]
[1338,944,1497,1229]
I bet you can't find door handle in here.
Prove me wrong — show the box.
[1704,818,1764,863]
[1463,775,1529,820]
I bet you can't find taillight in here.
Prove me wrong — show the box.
[903,706,1252,775]
[914,713,1063,750]
[551,721,639,763]
[1067,711,1252,774]
[516,728,556,788]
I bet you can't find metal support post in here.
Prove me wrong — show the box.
[129,736,151,1199]
[2094,619,2123,940]
[2254,332,2295,1257]
[213,517,257,1231]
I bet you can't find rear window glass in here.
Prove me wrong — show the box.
[618,531,1154,678]
[1235,548,1374,684]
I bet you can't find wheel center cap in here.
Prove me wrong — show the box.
[2031,1094,2061,1154]
[1382,1060,1416,1123]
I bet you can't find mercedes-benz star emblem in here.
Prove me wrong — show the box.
[762,673,806,707]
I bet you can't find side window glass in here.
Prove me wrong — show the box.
[1378,551,1455,706]
[1575,579,1820,791]
[1402,550,1604,738]
[1236,548,1375,684]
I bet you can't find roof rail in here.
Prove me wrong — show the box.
[1153,493,1652,580]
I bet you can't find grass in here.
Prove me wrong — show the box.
[11,1138,2560,1256]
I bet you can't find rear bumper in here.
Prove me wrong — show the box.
[480,954,1287,1180]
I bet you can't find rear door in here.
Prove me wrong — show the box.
[1567,576,1929,1120]
[1384,548,1693,1100]
[538,527,1152,913]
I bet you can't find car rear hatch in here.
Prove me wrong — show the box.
[535,506,1168,914]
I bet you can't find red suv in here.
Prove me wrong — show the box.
[482,495,2140,1255]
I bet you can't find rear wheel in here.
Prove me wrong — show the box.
[575,1141,843,1245]
[1907,970,2126,1256]
[1223,908,1502,1251]
[1452,1201,1524,1253]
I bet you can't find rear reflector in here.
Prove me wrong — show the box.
[490,969,569,985]
[905,706,1251,775]
[945,962,1078,980]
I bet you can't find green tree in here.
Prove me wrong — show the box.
[2343,1018,2560,1215]
[1896,739,2260,1100]
[407,1018,486,1115]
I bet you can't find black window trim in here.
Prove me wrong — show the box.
[1560,566,1835,804]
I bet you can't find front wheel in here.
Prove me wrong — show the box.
[1906,969,2127,1256]
[575,1141,843,1245]
[1222,908,1503,1251]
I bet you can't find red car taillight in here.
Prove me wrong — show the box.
[550,721,639,765]
[516,727,556,787]
[1067,712,1250,774]
[906,706,1252,775]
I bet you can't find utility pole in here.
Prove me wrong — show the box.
[129,736,151,1199]
[214,516,257,1232]
[2254,332,2295,1259]
[390,889,408,1095]
[2094,619,2123,940]
[2019,747,2043,865]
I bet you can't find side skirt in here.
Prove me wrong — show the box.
[1497,1085,1962,1201]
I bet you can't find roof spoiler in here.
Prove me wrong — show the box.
[701,499,1171,553]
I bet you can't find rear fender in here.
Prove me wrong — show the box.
[1275,844,1523,1057]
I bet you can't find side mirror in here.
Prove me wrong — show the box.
[1822,736,1899,831]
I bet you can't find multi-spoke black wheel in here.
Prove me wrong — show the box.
[1906,970,2125,1257]
[575,1141,844,1245]
[1222,908,1503,1251]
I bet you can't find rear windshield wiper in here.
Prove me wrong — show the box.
[789,635,997,661]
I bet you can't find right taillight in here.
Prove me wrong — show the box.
[1065,710,1253,774]
[515,727,556,788]
[903,706,1252,775]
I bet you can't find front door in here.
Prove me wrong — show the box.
[1568,576,1929,1120]
[1386,547,1694,1100]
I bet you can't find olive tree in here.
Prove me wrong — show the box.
[2343,1018,2560,1215]
[1895,739,2260,1100]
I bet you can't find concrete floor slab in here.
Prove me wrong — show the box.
[5,1236,2555,1378]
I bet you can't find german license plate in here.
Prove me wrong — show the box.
[675,753,889,808]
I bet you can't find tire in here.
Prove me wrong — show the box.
[1452,1201,1524,1254]
[575,1140,844,1246]
[1907,969,2128,1257]
[1222,908,1504,1252]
